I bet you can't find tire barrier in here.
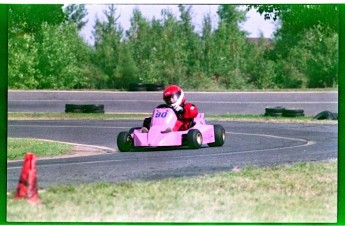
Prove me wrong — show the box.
[65,104,105,113]
[313,110,338,120]
[282,108,305,117]
[265,106,305,117]
[128,83,147,91]
[264,106,285,117]
[146,83,164,91]
[65,104,84,113]
[128,83,164,91]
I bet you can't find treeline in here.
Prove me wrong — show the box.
[8,4,339,90]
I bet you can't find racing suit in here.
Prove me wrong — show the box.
[172,103,198,131]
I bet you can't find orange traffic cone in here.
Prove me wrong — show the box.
[14,152,39,204]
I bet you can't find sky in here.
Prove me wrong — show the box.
[80,4,278,44]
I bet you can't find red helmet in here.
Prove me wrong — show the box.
[163,85,185,107]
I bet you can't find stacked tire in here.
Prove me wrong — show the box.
[264,106,285,117]
[146,83,164,91]
[65,104,105,113]
[65,104,84,113]
[128,83,164,91]
[282,108,304,117]
[128,83,147,91]
[264,106,305,117]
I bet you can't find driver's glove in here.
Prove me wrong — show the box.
[172,104,184,113]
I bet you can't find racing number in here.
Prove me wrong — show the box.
[155,111,167,118]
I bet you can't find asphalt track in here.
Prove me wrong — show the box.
[7,119,337,191]
[8,90,338,115]
[7,91,338,191]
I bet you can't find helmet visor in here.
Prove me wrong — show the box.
[164,92,181,105]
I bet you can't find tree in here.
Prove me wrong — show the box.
[157,8,188,85]
[92,5,124,89]
[36,23,90,89]
[63,4,89,30]
[244,36,277,89]
[275,26,338,88]
[210,5,248,89]
[8,28,41,89]
[8,4,66,35]
[200,13,213,76]
[248,4,339,33]
[177,5,202,78]
[126,8,153,83]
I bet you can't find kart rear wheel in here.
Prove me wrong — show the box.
[187,129,203,149]
[208,125,225,147]
[117,132,133,152]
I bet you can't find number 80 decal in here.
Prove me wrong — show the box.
[155,111,167,118]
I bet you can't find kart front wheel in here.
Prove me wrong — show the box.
[208,125,225,147]
[187,129,203,149]
[117,132,133,152]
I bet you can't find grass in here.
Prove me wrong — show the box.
[7,160,337,222]
[7,112,338,124]
[7,138,73,160]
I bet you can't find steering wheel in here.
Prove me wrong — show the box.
[156,104,172,109]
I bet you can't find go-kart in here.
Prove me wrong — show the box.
[117,105,225,152]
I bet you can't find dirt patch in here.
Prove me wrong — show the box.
[70,145,115,156]
[8,139,117,162]
[40,145,116,160]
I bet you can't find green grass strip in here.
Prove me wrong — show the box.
[7,161,337,222]
[7,138,73,161]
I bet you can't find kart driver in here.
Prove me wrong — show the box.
[142,85,198,132]
[162,85,198,131]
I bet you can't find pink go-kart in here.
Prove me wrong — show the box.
[117,105,225,152]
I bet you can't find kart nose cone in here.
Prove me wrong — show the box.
[147,127,163,146]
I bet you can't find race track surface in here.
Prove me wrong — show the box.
[7,119,337,191]
[8,90,338,115]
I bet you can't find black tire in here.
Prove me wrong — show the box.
[282,112,305,117]
[128,83,147,91]
[84,104,104,110]
[92,109,105,114]
[283,108,304,114]
[65,108,83,113]
[83,109,105,114]
[265,106,285,116]
[117,132,133,152]
[265,106,285,113]
[187,129,203,149]
[313,111,337,120]
[282,108,304,117]
[146,83,164,91]
[208,125,225,147]
[264,112,283,117]
[65,104,84,109]
[65,104,84,113]
[65,104,105,113]
[83,104,105,113]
